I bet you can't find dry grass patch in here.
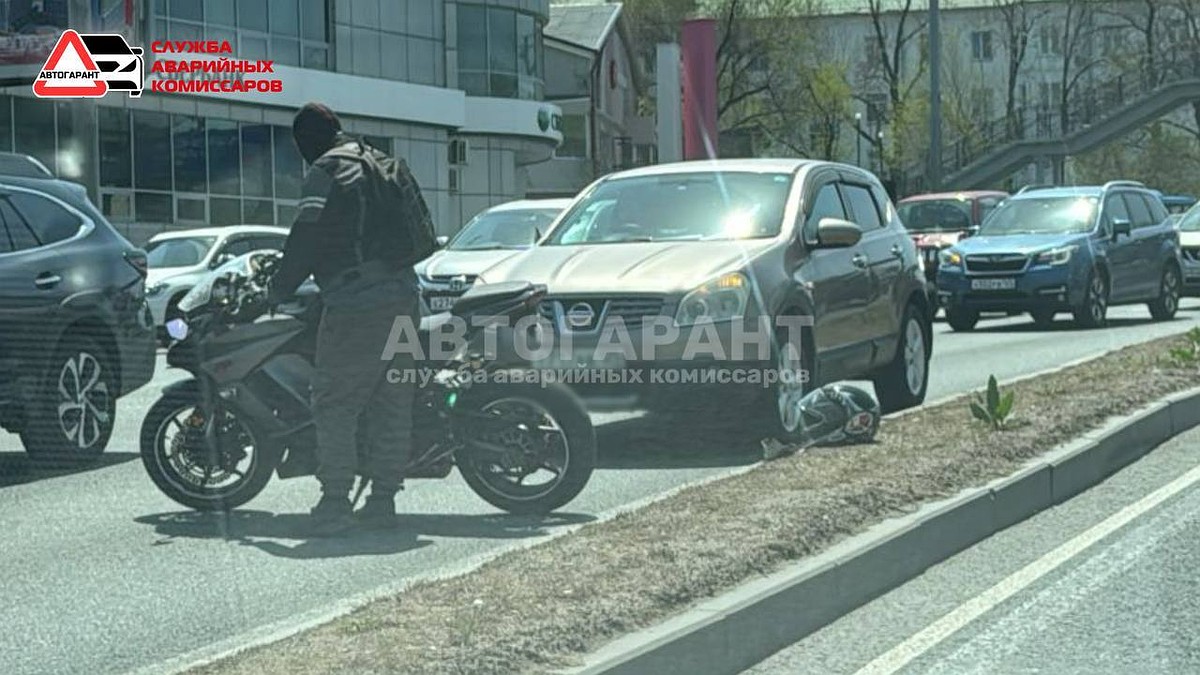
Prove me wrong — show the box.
[196,334,1199,675]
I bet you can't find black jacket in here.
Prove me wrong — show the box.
[268,133,378,304]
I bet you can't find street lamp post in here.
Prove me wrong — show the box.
[877,130,885,177]
[855,112,863,167]
[929,0,943,190]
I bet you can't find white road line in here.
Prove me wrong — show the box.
[854,460,1200,675]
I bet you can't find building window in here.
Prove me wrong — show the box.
[273,126,303,200]
[971,31,994,61]
[208,119,241,196]
[156,0,329,71]
[133,111,172,192]
[13,97,55,174]
[241,124,273,199]
[333,0,443,85]
[172,115,207,193]
[457,4,545,99]
[558,114,587,158]
[98,107,131,188]
[1039,25,1062,56]
[0,96,11,152]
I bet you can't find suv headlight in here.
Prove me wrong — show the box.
[1034,245,1077,266]
[675,272,750,326]
[939,249,963,267]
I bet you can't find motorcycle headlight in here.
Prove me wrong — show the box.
[674,272,751,326]
[146,281,168,297]
[1034,245,1077,266]
[939,249,963,267]
[165,318,189,341]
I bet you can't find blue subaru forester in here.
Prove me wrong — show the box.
[937,181,1183,331]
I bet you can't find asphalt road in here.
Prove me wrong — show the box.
[744,411,1200,675]
[1,301,1199,675]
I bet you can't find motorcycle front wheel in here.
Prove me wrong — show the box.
[139,380,280,511]
[455,381,595,515]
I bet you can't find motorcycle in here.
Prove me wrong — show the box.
[139,251,596,515]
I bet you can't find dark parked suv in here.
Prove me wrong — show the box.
[937,182,1182,330]
[0,164,155,460]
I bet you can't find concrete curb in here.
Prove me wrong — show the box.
[563,385,1200,675]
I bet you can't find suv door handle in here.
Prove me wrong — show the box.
[851,254,869,269]
[890,244,904,257]
[34,273,61,289]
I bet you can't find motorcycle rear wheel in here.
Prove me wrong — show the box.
[139,380,280,512]
[455,381,595,515]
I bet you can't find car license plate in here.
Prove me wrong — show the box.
[429,295,456,311]
[971,278,1016,291]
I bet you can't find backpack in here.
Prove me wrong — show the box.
[326,139,438,269]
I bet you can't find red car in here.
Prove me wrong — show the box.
[897,190,1009,286]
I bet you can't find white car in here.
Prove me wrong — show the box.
[1177,203,1200,296]
[417,198,572,312]
[144,225,289,329]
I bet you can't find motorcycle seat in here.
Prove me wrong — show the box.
[451,281,542,318]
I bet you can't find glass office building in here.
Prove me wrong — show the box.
[3,0,562,244]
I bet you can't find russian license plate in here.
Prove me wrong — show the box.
[971,277,1016,291]
[428,295,456,311]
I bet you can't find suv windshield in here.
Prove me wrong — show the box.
[545,172,792,245]
[1178,203,1200,232]
[898,199,973,233]
[146,236,217,268]
[448,209,560,250]
[979,196,1098,236]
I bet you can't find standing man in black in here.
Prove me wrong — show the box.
[268,102,424,535]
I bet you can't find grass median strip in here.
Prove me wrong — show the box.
[194,332,1200,675]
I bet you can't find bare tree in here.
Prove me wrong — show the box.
[1056,0,1102,135]
[993,0,1046,137]
[1167,0,1200,136]
[858,0,928,180]
[1097,0,1168,86]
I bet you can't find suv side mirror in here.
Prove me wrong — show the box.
[813,218,863,248]
[435,235,449,248]
[963,225,981,239]
[1111,218,1132,238]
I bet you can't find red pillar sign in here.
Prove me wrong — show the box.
[681,19,717,161]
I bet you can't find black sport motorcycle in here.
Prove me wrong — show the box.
[139,251,595,515]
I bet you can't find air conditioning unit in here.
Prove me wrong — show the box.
[448,167,460,194]
[449,139,468,165]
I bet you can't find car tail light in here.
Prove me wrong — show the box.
[124,248,148,279]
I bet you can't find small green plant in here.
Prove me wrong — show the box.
[970,375,1014,431]
[1166,327,1200,369]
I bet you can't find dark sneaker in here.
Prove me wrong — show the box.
[309,494,354,537]
[354,494,398,530]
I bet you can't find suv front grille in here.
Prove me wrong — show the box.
[538,297,665,331]
[965,254,1029,274]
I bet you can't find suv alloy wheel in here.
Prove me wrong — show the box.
[21,335,117,463]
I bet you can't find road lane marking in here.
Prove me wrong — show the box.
[854,459,1200,675]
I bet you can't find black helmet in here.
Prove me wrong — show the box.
[796,384,880,446]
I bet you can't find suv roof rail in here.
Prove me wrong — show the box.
[1016,184,1055,194]
[0,151,53,179]
[1103,180,1146,191]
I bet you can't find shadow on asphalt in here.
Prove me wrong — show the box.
[134,510,595,559]
[0,451,139,489]
[958,316,1167,334]
[596,413,761,470]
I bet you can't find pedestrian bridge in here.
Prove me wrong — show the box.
[909,71,1200,192]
